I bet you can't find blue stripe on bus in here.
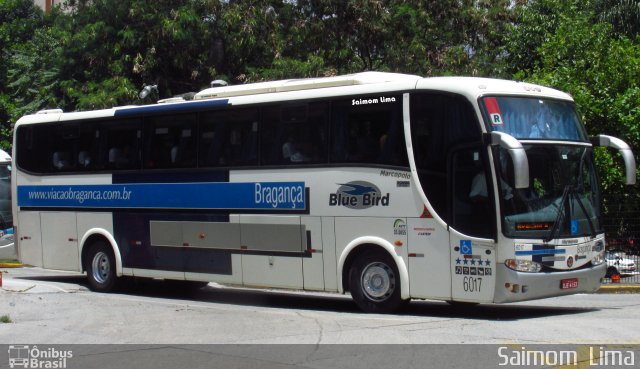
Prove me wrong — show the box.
[114,99,230,117]
[17,182,306,210]
[515,248,566,256]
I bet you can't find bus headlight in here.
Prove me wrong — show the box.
[505,259,542,273]
[592,251,605,266]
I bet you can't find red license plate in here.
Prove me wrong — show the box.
[560,278,579,289]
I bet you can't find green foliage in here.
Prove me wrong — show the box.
[515,1,640,237]
[295,0,514,77]
[6,27,64,121]
[595,0,640,38]
[0,0,45,150]
[62,78,138,111]
[0,0,44,74]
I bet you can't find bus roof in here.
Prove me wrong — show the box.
[15,72,573,125]
[193,71,421,99]
[416,76,573,102]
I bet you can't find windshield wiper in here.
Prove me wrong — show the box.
[545,184,571,243]
[573,190,597,239]
[573,147,597,238]
[545,185,597,242]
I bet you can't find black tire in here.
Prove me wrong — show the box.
[606,266,619,278]
[349,250,405,313]
[85,241,118,292]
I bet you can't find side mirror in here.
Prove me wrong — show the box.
[489,131,529,189]
[592,135,636,185]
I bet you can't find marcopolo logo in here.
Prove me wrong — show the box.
[329,181,389,209]
[8,345,72,368]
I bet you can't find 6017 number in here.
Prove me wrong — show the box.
[463,277,482,292]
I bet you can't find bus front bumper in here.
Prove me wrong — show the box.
[493,262,606,303]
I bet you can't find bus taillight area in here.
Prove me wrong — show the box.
[494,261,606,303]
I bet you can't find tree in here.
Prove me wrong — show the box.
[53,0,226,108]
[521,5,640,238]
[0,0,45,150]
[594,0,640,38]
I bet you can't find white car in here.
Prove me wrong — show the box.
[605,252,637,277]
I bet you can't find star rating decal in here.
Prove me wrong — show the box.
[454,257,492,275]
[455,257,490,265]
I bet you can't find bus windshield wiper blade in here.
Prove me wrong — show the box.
[573,191,597,238]
[573,147,597,238]
[545,184,571,243]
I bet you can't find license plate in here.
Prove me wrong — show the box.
[560,278,579,289]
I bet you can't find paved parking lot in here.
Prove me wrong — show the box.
[1,266,640,345]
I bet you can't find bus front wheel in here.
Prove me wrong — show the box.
[349,250,404,313]
[85,241,117,293]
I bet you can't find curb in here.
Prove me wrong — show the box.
[596,285,640,293]
[0,263,23,268]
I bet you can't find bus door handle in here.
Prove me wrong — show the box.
[21,236,31,240]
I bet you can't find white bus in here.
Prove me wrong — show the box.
[11,72,636,313]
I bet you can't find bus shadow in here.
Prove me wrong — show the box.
[402,300,599,321]
[16,274,600,321]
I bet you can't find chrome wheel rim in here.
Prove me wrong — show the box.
[361,262,395,301]
[91,251,111,284]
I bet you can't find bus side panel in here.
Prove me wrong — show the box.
[183,216,244,284]
[184,255,243,285]
[239,214,304,289]
[449,229,496,303]
[321,216,338,292]
[302,216,324,291]
[407,217,451,300]
[17,211,43,267]
[41,211,80,271]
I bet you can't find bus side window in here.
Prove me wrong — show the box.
[261,105,298,165]
[410,92,490,236]
[452,149,494,238]
[77,151,91,168]
[52,151,71,170]
[102,120,141,170]
[50,125,81,172]
[331,95,406,166]
[144,114,196,169]
[260,103,327,166]
[199,108,258,167]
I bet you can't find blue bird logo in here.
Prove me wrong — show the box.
[337,183,377,196]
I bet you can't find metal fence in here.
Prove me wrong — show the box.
[601,252,639,284]
[601,194,640,284]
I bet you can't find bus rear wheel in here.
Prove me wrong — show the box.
[85,241,117,293]
[349,250,404,313]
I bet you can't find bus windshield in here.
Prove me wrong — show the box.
[481,96,588,141]
[497,145,602,239]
